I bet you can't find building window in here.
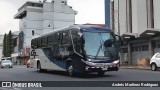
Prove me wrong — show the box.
[132,46,141,52]
[142,45,149,51]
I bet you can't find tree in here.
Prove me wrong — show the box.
[6,34,9,57]
[3,33,7,57]
[8,30,12,56]
[3,30,12,57]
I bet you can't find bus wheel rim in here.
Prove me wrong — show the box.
[68,65,73,75]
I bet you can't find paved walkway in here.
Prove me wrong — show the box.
[13,65,26,68]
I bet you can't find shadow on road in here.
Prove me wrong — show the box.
[32,70,116,78]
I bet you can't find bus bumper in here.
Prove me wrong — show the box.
[85,64,119,72]
[81,59,120,72]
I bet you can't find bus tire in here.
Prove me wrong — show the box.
[66,63,76,77]
[37,61,44,72]
[97,71,105,76]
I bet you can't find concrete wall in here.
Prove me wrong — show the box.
[114,0,147,35]
[43,1,75,34]
[23,11,43,47]
[154,0,160,29]
[132,0,147,34]
[118,0,127,35]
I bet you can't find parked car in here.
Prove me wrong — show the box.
[150,53,160,71]
[26,59,33,68]
[1,60,13,68]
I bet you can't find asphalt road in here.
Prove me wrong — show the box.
[0,65,160,90]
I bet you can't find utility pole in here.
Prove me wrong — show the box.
[118,0,120,36]
[111,0,115,31]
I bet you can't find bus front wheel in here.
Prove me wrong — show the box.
[97,71,105,76]
[67,63,76,77]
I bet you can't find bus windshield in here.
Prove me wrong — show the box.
[83,32,119,59]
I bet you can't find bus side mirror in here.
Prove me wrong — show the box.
[115,35,123,45]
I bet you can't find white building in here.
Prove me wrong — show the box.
[112,0,160,36]
[0,35,4,59]
[111,0,160,65]
[14,0,76,64]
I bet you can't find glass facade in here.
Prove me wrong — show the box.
[105,0,110,28]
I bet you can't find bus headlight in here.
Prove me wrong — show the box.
[81,59,96,66]
[113,60,119,64]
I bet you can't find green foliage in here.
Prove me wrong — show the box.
[2,34,7,57]
[3,30,12,57]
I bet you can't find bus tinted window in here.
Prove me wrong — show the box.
[37,38,42,48]
[53,33,60,45]
[42,36,47,47]
[62,31,71,45]
[48,34,54,46]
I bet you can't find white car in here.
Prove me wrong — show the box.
[150,53,160,71]
[1,60,13,68]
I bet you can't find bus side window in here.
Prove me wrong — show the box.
[42,36,47,47]
[62,31,71,45]
[48,34,54,46]
[53,33,60,45]
[35,39,38,48]
[53,33,60,58]
[37,38,42,48]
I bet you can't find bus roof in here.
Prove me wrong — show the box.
[77,25,111,32]
[32,25,112,39]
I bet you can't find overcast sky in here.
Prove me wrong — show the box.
[0,0,105,35]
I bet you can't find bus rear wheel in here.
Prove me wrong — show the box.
[37,62,45,72]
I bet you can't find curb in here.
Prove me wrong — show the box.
[120,66,150,70]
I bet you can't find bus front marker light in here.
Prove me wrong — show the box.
[87,59,92,61]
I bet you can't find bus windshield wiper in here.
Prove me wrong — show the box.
[95,33,104,59]
[95,44,103,59]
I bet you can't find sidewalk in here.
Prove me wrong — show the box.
[120,65,150,70]
[13,65,26,68]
